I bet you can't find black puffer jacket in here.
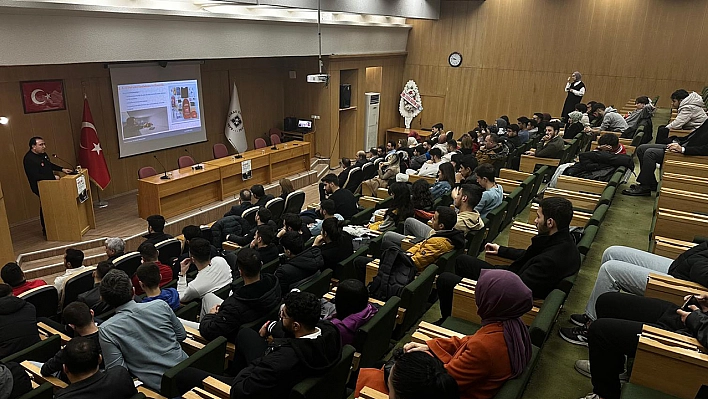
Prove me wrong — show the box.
[564,151,633,182]
[274,247,324,294]
[0,296,40,358]
[668,241,708,287]
[211,216,250,246]
[199,274,282,342]
[231,320,341,399]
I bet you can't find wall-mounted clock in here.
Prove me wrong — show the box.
[448,52,462,67]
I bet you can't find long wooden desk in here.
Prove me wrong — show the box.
[138,141,311,219]
[386,127,432,145]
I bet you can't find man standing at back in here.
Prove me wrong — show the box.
[22,136,73,236]
[99,269,188,391]
[142,215,173,245]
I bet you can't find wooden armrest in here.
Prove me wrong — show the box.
[400,236,418,251]
[203,376,231,399]
[306,203,319,211]
[556,175,607,195]
[138,386,168,399]
[184,326,236,361]
[222,241,240,251]
[498,168,531,181]
[37,322,71,344]
[21,360,68,389]
[645,273,707,306]
[359,386,390,399]
[352,352,361,371]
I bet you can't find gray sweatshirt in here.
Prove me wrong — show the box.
[599,107,629,132]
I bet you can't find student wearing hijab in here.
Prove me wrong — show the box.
[403,269,533,399]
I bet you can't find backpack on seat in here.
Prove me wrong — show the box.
[368,245,417,301]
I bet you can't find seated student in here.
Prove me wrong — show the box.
[55,337,137,399]
[41,302,100,381]
[411,179,433,214]
[177,238,233,304]
[455,154,478,186]
[99,269,188,391]
[362,152,400,195]
[251,184,274,208]
[175,291,342,398]
[224,189,254,217]
[279,178,295,200]
[559,241,708,345]
[307,199,344,236]
[227,208,278,246]
[460,133,478,155]
[385,140,397,155]
[656,89,708,144]
[430,162,455,201]
[77,261,113,315]
[526,122,564,159]
[337,158,353,188]
[563,111,585,139]
[104,237,125,263]
[577,291,708,399]
[368,182,414,232]
[376,145,386,159]
[450,184,484,234]
[320,173,358,220]
[313,218,354,270]
[622,95,655,141]
[397,148,445,183]
[323,279,377,346]
[197,248,281,342]
[369,206,464,275]
[409,145,428,170]
[54,248,88,297]
[475,133,508,168]
[368,147,380,162]
[355,349,459,399]
[130,242,173,295]
[275,232,324,295]
[506,124,523,148]
[0,360,32,399]
[442,139,459,162]
[354,151,368,168]
[590,103,628,133]
[136,262,180,310]
[277,213,313,244]
[623,119,708,196]
[142,214,173,245]
[436,198,581,322]
[406,270,532,399]
[473,164,503,219]
[249,225,280,265]
[1,262,47,296]
[547,133,632,188]
[432,134,449,156]
[0,283,40,359]
[430,122,445,142]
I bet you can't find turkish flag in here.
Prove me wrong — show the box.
[78,99,111,189]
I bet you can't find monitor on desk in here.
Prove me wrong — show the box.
[298,119,313,131]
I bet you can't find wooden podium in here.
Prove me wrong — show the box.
[38,169,96,241]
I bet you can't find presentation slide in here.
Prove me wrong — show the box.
[110,63,207,158]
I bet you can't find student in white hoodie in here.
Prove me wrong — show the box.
[656,89,708,144]
[177,238,232,311]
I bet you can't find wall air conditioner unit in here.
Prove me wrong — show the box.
[364,92,380,151]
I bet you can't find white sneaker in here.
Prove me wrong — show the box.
[575,360,629,382]
[579,393,600,399]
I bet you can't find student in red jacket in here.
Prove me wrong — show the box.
[131,243,173,295]
[1,262,46,297]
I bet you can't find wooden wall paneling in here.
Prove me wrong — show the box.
[365,67,382,94]
[378,57,406,142]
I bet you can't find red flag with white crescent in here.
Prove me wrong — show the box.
[78,98,111,189]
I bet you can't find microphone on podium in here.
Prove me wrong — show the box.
[153,155,170,180]
[184,148,203,170]
[51,154,78,175]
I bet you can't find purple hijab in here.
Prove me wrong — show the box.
[475,269,533,378]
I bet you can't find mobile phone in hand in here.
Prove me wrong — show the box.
[682,295,700,312]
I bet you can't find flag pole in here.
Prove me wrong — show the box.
[94,183,108,208]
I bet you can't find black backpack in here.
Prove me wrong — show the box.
[368,245,417,301]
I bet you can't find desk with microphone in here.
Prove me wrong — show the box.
[153,156,171,180]
[52,154,78,175]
